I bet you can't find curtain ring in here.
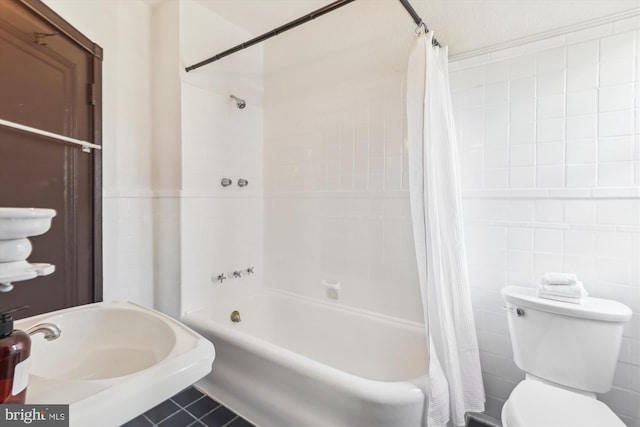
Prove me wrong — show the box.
[415,21,426,35]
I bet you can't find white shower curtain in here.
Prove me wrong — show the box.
[406,32,485,427]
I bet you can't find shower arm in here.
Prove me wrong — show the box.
[185,0,440,72]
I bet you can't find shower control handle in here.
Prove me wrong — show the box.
[233,270,243,278]
[246,266,254,275]
[221,178,233,187]
[216,273,227,283]
[238,179,249,187]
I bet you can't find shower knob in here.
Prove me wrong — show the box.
[238,179,248,187]
[233,270,243,278]
[246,266,255,275]
[215,273,227,283]
[221,178,233,187]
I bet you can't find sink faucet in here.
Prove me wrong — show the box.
[26,323,61,341]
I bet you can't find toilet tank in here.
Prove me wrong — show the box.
[502,286,632,393]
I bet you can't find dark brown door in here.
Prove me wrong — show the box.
[0,0,102,318]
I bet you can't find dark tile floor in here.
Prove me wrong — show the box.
[465,412,502,427]
[121,386,256,427]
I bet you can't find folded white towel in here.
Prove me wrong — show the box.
[537,292,584,304]
[537,281,588,304]
[538,282,588,298]
[541,272,578,286]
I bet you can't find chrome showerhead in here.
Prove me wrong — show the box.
[230,94,246,109]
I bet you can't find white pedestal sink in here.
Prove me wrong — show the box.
[15,301,215,427]
[0,207,56,290]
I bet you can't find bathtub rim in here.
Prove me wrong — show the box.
[184,286,427,331]
[182,287,429,404]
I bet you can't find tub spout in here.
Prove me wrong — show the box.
[26,323,61,341]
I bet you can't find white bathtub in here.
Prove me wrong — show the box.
[182,289,428,427]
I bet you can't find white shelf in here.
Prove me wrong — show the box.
[0,263,55,292]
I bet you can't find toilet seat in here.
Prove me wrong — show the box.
[502,380,625,427]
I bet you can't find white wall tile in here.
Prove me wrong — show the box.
[537,165,564,187]
[510,122,535,145]
[485,168,509,188]
[510,56,536,79]
[508,200,535,222]
[567,62,598,91]
[536,119,565,142]
[485,103,509,128]
[537,71,566,95]
[485,82,509,105]
[600,57,636,87]
[566,90,598,116]
[451,67,485,89]
[537,94,565,119]
[511,76,536,99]
[510,145,535,167]
[534,252,564,278]
[537,142,564,165]
[599,110,634,137]
[535,229,563,252]
[566,140,597,163]
[537,47,566,73]
[564,230,596,255]
[485,146,510,168]
[485,125,509,147]
[597,200,637,225]
[568,40,599,67]
[535,200,565,223]
[599,84,635,112]
[510,98,536,123]
[566,163,597,187]
[453,17,639,427]
[564,200,597,224]
[596,231,634,260]
[599,136,635,162]
[458,86,484,107]
[510,167,535,188]
[484,60,509,84]
[508,228,534,250]
[566,114,597,140]
[599,162,635,187]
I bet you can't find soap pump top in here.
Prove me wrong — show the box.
[0,306,28,337]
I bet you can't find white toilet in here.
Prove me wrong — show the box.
[501,286,632,427]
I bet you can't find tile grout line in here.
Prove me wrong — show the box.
[181,395,207,411]
[221,415,239,427]
[195,405,224,423]
[142,414,155,426]
[146,396,199,427]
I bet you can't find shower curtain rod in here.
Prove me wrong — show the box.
[185,0,440,72]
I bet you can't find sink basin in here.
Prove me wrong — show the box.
[16,301,215,427]
[0,207,56,240]
[0,208,56,289]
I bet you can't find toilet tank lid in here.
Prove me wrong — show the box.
[502,286,632,322]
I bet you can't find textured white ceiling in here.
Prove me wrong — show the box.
[195,0,639,56]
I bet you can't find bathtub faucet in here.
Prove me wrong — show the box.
[26,323,61,341]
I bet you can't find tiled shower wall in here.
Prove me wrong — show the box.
[263,22,424,322]
[179,0,264,316]
[450,15,640,424]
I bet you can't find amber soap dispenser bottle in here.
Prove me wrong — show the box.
[0,307,31,404]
